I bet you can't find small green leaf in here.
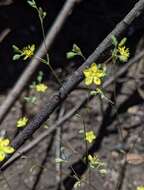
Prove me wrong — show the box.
[12,54,21,61]
[55,158,65,163]
[119,37,127,47]
[43,124,49,129]
[90,90,97,96]
[79,129,84,134]
[111,35,118,46]
[24,96,37,104]
[42,12,47,19]
[12,45,21,53]
[37,71,44,83]
[72,44,81,53]
[27,0,37,8]
[99,169,107,175]
[74,181,81,189]
[39,7,47,19]
[66,52,77,59]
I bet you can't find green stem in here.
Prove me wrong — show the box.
[36,7,61,86]
[35,56,62,85]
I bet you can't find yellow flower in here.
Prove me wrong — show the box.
[0,137,15,161]
[85,130,96,143]
[35,83,48,92]
[16,117,28,128]
[88,154,107,174]
[118,46,129,62]
[83,63,105,86]
[137,186,144,190]
[22,44,35,60]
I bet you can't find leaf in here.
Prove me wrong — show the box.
[12,45,20,53]
[79,129,84,134]
[55,158,65,163]
[119,37,127,47]
[66,52,77,59]
[27,0,36,8]
[24,96,37,104]
[43,124,49,129]
[39,7,47,19]
[74,181,81,189]
[90,90,97,96]
[72,44,81,53]
[37,71,44,83]
[42,12,47,19]
[12,54,21,61]
[111,35,118,46]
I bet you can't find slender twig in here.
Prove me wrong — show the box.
[35,5,62,85]
[0,0,80,124]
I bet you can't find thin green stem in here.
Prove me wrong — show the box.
[35,7,61,86]
[35,56,62,85]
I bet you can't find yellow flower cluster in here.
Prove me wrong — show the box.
[83,63,105,86]
[118,45,129,62]
[0,138,15,161]
[85,130,96,143]
[16,117,28,128]
[22,44,35,60]
[35,83,48,92]
[112,36,129,62]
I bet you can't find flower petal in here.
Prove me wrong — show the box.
[94,77,101,85]
[96,70,105,77]
[91,63,98,72]
[83,69,91,77]
[3,146,15,154]
[31,44,35,52]
[84,77,93,85]
[0,151,5,161]
[1,139,10,146]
